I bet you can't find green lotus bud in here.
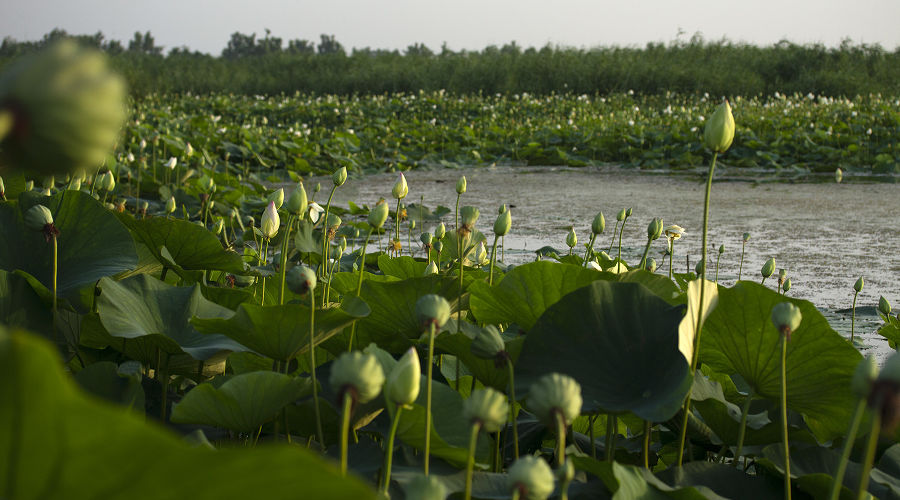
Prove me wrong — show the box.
[420,232,433,246]
[695,260,705,275]
[261,201,280,239]
[703,100,735,153]
[761,258,776,279]
[329,351,385,404]
[528,373,582,427]
[646,258,657,272]
[456,175,467,194]
[771,302,802,339]
[499,204,507,215]
[286,265,317,295]
[184,142,193,157]
[415,294,451,331]
[433,241,443,253]
[625,207,633,217]
[471,325,505,360]
[834,168,843,184]
[103,171,116,191]
[404,474,448,500]
[783,278,792,293]
[718,244,725,255]
[779,268,787,280]
[24,204,53,231]
[507,455,555,500]
[0,176,5,198]
[165,157,177,170]
[197,174,214,192]
[332,166,347,187]
[139,201,148,213]
[314,182,321,194]
[423,261,438,276]
[213,218,224,235]
[0,41,126,175]
[647,217,663,240]
[434,222,446,239]
[591,211,605,235]
[474,241,488,265]
[743,232,751,242]
[339,236,347,253]
[385,347,420,407]
[854,277,864,293]
[880,296,892,317]
[616,208,626,222]
[460,206,480,228]
[356,201,384,230]
[463,388,508,433]
[565,227,577,248]
[286,184,308,214]
[266,188,284,210]
[392,172,408,199]
[852,355,877,398]
[165,196,176,214]
[494,208,511,236]
[410,219,416,230]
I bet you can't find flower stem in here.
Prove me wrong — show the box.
[340,391,353,475]
[639,237,652,271]
[733,393,753,468]
[738,241,746,281]
[464,421,482,500]
[347,228,374,352]
[605,415,615,462]
[616,216,627,264]
[642,420,652,468]
[321,186,337,277]
[382,406,404,495]
[608,221,619,253]
[668,241,675,280]
[506,358,520,458]
[855,400,881,500]
[555,410,567,467]
[714,253,721,284]
[780,334,792,500]
[279,214,295,305]
[260,238,269,305]
[489,236,499,285]
[828,398,866,500]
[395,197,402,246]
[584,234,596,268]
[424,322,436,475]
[309,289,324,448]
[851,291,859,343]
[51,234,58,340]
[457,237,465,335]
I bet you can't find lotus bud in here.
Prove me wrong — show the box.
[507,456,555,500]
[743,232,751,242]
[385,347,421,407]
[286,184,308,214]
[97,171,115,191]
[260,201,280,239]
[410,220,416,230]
[327,213,341,229]
[455,175,467,194]
[165,157,177,170]
[854,277,864,293]
[392,172,408,199]
[761,258,776,279]
[783,278,792,293]
[41,187,51,196]
[266,188,284,210]
[474,241,488,265]
[332,166,347,187]
[140,139,147,150]
[528,372,582,427]
[460,206,479,228]
[834,168,843,183]
[420,232,433,246]
[42,176,54,190]
[24,204,53,231]
[423,261,438,276]
[434,222,446,239]
[184,142,193,157]
[463,388,508,433]
[565,227,577,249]
[339,236,347,253]
[852,355,877,398]
[433,241,443,253]
[208,200,215,211]
[314,182,321,194]
[703,100,735,153]
[494,207,511,236]
[626,207,633,217]
[165,196,176,214]
[695,260,705,275]
[616,208,626,222]
[880,296,892,317]
[329,351,385,405]
[718,244,725,254]
[404,474,448,500]
[591,211,605,235]
[646,258,657,273]
[471,325,505,360]
[286,265,317,295]
[212,218,224,235]
[415,294,451,331]
[368,201,389,229]
[647,217,663,240]
[771,302,802,339]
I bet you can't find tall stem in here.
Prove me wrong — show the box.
[714,253,721,283]
[424,322,436,475]
[616,217,627,264]
[608,221,619,253]
[828,398,866,500]
[309,289,325,448]
[851,291,859,343]
[489,236,499,285]
[780,334,792,500]
[855,400,881,500]
[381,406,404,495]
[733,393,753,467]
[639,237,652,270]
[279,214,295,305]
[321,186,337,277]
[457,234,466,335]
[738,241,746,280]
[348,228,374,352]
[464,422,482,500]
[584,234,596,268]
[668,241,675,280]
[260,238,269,305]
[642,420,652,468]
[51,235,58,336]
[555,410,567,467]
[507,358,520,458]
[605,415,615,461]
[395,197,402,247]
[340,391,353,475]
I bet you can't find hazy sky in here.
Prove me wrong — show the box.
[2,0,899,54]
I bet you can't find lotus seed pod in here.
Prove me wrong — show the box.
[703,100,735,153]
[565,227,577,248]
[385,347,421,407]
[591,211,606,235]
[266,188,284,210]
[420,232,433,246]
[528,372,583,427]
[184,142,193,157]
[332,166,347,187]
[24,204,53,231]
[286,184,308,214]
[285,265,317,295]
[326,213,341,230]
[329,351,385,404]
[367,201,389,229]
[404,474,448,500]
[434,222,446,239]
[494,208,511,236]
[761,258,776,279]
[852,356,878,398]
[743,232,751,242]
[625,207,633,217]
[212,218,224,235]
[165,196,176,214]
[423,261,438,276]
[456,175,467,194]
[260,201,280,239]
[771,302,802,339]
[783,278,792,293]
[392,172,408,199]
[507,455,555,500]
[460,206,480,228]
[880,296,892,317]
[165,157,177,170]
[834,168,843,183]
[0,41,126,176]
[646,258,657,273]
[718,244,725,254]
[854,277,864,293]
[647,217,663,240]
[433,241,443,253]
[463,388,508,433]
[616,208,626,221]
[415,294,451,331]
[471,325,505,360]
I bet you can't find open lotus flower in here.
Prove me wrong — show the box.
[165,157,177,170]
[307,202,325,223]
[665,225,685,240]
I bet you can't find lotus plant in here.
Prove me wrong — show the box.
[285,265,324,448]
[771,301,802,500]
[614,207,632,263]
[761,257,776,286]
[462,388,507,500]
[25,204,59,329]
[583,211,605,267]
[320,167,347,277]
[457,206,479,334]
[471,325,519,457]
[565,226,577,255]
[382,347,421,492]
[329,351,385,475]
[392,172,408,249]
[528,373,582,466]
[455,175,466,258]
[849,277,864,342]
[828,356,876,500]
[490,205,510,285]
[738,232,750,280]
[664,225,684,280]
[639,217,663,270]
[507,455,555,500]
[258,201,280,304]
[608,208,625,253]
[279,183,308,304]
[714,244,724,283]
[415,294,451,475]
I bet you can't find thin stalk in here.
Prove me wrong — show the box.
[761,275,768,286]
[51,235,58,339]
[605,415,615,462]
[668,241,675,280]
[464,421,482,500]
[339,391,353,476]
[588,415,597,458]
[584,234,597,268]
[738,241,746,280]
[714,253,721,283]
[733,394,753,467]
[616,216,628,263]
[279,214,296,305]
[457,235,466,335]
[555,410,567,467]
[828,398,867,500]
[321,185,337,277]
[489,236,499,285]
[309,289,325,448]
[608,221,619,253]
[506,358,520,458]
[348,228,374,352]
[260,238,269,305]
[424,322,436,475]
[159,353,169,422]
[639,237,652,271]
[381,406,404,495]
[395,197,402,247]
[855,400,881,500]
[851,291,859,343]
[780,334,791,500]
[642,420,652,469]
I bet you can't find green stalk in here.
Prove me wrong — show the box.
[642,420,652,469]
[464,421,482,500]
[584,234,597,268]
[159,352,169,421]
[639,237,652,271]
[668,241,675,280]
[489,236,499,285]
[616,216,628,264]
[828,398,866,500]
[51,235,58,336]
[855,400,881,500]
[608,221,619,253]
[714,253,721,283]
[309,289,325,448]
[507,358,520,458]
[555,410,567,467]
[321,185,337,277]
[733,393,753,467]
[738,241,746,280]
[348,228,374,352]
[780,334,792,500]
[424,322,436,475]
[851,291,859,343]
[761,275,768,286]
[339,391,353,476]
[381,406,404,494]
[279,214,295,305]
[605,415,615,461]
[395,197,402,247]
[260,238,269,305]
[457,234,466,335]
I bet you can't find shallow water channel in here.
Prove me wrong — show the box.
[309,166,899,363]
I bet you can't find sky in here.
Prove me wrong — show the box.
[2,0,899,55]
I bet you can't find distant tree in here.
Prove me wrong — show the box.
[222,32,258,59]
[104,39,124,55]
[287,39,315,54]
[128,31,162,55]
[317,34,344,56]
[405,43,433,57]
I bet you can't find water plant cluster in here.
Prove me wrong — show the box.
[2,42,900,500]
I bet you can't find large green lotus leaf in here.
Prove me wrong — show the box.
[191,299,369,362]
[0,269,53,339]
[329,270,398,296]
[97,275,247,360]
[516,281,692,422]
[615,269,683,306]
[572,457,717,499]
[0,190,138,296]
[74,361,145,412]
[0,328,375,500]
[170,372,309,433]
[434,332,524,392]
[654,462,781,499]
[378,254,427,279]
[119,215,245,274]
[700,282,862,441]
[468,261,607,331]
[689,370,781,447]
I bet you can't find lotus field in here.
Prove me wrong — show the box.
[2,43,900,500]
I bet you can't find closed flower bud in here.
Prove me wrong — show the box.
[165,196,176,214]
[165,157,177,170]
[184,142,193,157]
[625,207,633,217]
[647,217,663,240]
[339,236,347,253]
[332,166,347,187]
[494,208,511,236]
[463,388,508,433]
[718,244,725,255]
[329,351,385,405]
[197,174,214,192]
[474,241,488,265]
[880,296,892,317]
[471,325,505,360]
[261,201,280,238]
[404,474,448,500]
[565,227,577,248]
[286,184,308,214]
[771,302,802,339]
[367,201,389,229]
[507,456,555,500]
[420,232,433,246]
[646,258,657,272]
[854,277,864,293]
[783,278,792,293]
[616,208,626,222]
[528,373,582,427]
[266,188,284,210]
[392,172,408,199]
[286,265,317,295]
[385,347,420,407]
[456,175,467,194]
[410,220,416,230]
[423,261,438,276]
[743,232,751,242]
[24,204,53,231]
[460,206,480,228]
[67,177,81,191]
[212,218,224,235]
[852,355,877,398]
[434,222,446,239]
[695,260,705,275]
[326,213,341,229]
[761,258,776,278]
[703,100,735,153]
[834,168,843,184]
[98,171,115,191]
[314,182,321,194]
[415,294,451,331]
[591,211,605,235]
[433,241,443,253]
[0,176,5,198]
[139,201,149,213]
